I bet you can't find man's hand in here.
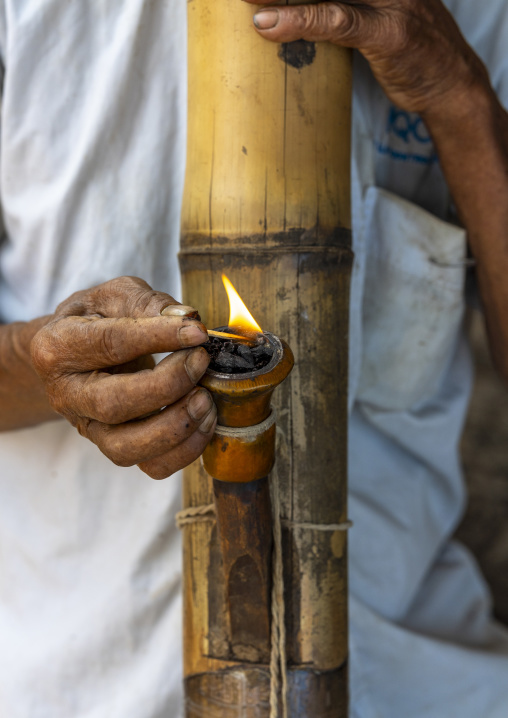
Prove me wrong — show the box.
[248,0,508,382]
[30,276,216,480]
[250,0,487,118]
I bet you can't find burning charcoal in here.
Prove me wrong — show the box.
[231,355,254,371]
[251,344,270,359]
[216,353,236,372]
[220,353,255,371]
[250,342,272,369]
[202,339,221,362]
[236,344,255,367]
[203,330,274,374]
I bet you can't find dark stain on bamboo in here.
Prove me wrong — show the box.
[279,40,316,70]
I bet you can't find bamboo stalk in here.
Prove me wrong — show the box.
[179,0,352,713]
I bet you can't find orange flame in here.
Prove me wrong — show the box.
[222,274,262,334]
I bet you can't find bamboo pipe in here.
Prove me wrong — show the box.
[199,333,293,667]
[179,0,353,713]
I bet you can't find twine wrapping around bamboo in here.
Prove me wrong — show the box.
[176,484,352,717]
[175,503,216,529]
[269,465,288,718]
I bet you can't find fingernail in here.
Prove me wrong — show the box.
[253,9,279,29]
[161,304,200,318]
[185,347,210,383]
[199,405,217,434]
[188,389,213,422]
[179,324,208,347]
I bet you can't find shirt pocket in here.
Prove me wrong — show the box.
[357,186,467,411]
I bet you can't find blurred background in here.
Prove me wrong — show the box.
[458,311,508,627]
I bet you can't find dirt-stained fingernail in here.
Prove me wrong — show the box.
[161,304,200,318]
[188,389,213,422]
[199,404,217,434]
[185,347,210,383]
[253,9,279,29]
[179,324,208,347]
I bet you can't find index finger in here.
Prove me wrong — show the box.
[55,276,200,321]
[32,315,208,373]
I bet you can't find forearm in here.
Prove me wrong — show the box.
[245,0,508,380]
[0,316,60,431]
[423,79,508,380]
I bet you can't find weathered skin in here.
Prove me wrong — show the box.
[247,0,508,382]
[1,0,508,479]
[28,276,216,479]
[250,0,487,114]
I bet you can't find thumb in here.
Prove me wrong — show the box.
[252,3,376,47]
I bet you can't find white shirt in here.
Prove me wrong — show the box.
[0,3,186,717]
[0,1,507,717]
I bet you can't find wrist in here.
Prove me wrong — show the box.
[421,60,494,134]
[13,315,54,374]
[0,315,58,431]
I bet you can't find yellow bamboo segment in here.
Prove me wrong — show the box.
[182,1,351,240]
[180,0,352,714]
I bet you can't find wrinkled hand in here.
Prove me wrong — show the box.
[31,276,216,480]
[249,0,488,117]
